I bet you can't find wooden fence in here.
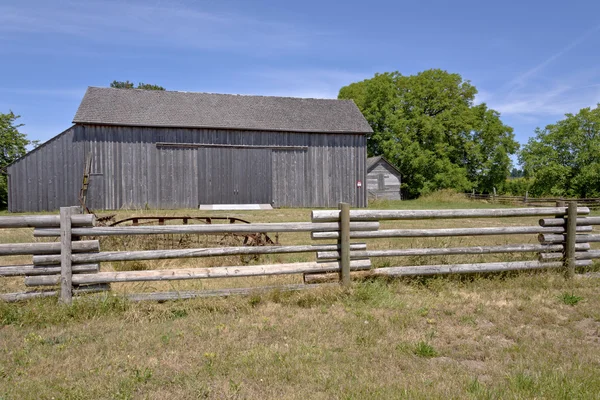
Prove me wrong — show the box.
[467,193,600,209]
[1,203,599,303]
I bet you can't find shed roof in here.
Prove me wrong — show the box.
[367,156,402,175]
[73,87,373,134]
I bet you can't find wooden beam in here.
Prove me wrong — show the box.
[60,207,73,304]
[0,213,93,228]
[311,207,591,222]
[156,142,309,151]
[315,243,592,260]
[539,217,600,227]
[539,234,600,244]
[0,240,99,256]
[564,202,578,279]
[339,202,351,287]
[369,260,592,277]
[25,259,373,286]
[33,221,380,237]
[0,284,110,302]
[0,263,99,277]
[311,225,592,240]
[126,283,339,302]
[34,244,369,265]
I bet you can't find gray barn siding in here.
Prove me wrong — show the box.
[367,160,401,201]
[79,125,366,209]
[7,127,85,212]
[8,125,367,211]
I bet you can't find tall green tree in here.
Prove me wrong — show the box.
[520,105,600,198]
[1,112,33,209]
[110,80,165,90]
[339,69,518,198]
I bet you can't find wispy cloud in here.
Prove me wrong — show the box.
[0,0,330,53]
[508,23,600,91]
[478,24,600,120]
[242,68,371,99]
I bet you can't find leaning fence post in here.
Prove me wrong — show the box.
[60,207,73,304]
[564,201,577,279]
[338,202,351,287]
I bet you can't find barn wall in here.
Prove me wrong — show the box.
[7,127,85,212]
[367,161,401,201]
[79,125,366,209]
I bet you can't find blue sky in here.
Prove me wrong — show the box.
[2,0,600,158]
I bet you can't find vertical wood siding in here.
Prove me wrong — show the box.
[367,160,402,200]
[8,125,367,211]
[7,127,84,212]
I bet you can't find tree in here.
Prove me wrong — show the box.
[510,168,524,178]
[520,105,600,198]
[110,80,165,90]
[339,69,518,198]
[1,112,33,209]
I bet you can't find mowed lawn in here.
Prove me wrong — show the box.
[1,194,599,399]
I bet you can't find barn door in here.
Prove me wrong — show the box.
[272,150,306,207]
[198,147,272,204]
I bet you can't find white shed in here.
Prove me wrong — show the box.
[366,156,402,200]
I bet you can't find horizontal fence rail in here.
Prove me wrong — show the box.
[32,244,370,265]
[25,260,372,287]
[0,284,109,303]
[316,243,591,260]
[312,225,593,240]
[0,214,95,228]
[32,221,380,237]
[368,260,593,277]
[0,240,99,256]
[539,217,600,227]
[0,263,99,277]
[311,207,590,222]
[539,234,600,244]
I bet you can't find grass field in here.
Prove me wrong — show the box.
[1,192,599,399]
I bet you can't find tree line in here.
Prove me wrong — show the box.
[339,69,600,199]
[1,75,599,209]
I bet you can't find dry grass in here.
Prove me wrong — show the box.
[1,274,600,399]
[1,196,600,398]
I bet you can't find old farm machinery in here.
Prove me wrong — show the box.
[96,215,278,263]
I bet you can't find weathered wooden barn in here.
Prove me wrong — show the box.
[366,156,402,201]
[7,87,371,212]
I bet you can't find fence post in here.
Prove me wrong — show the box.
[564,201,577,279]
[60,207,74,304]
[338,202,351,287]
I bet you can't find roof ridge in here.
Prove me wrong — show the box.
[87,86,351,102]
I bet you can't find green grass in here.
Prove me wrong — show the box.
[559,292,583,306]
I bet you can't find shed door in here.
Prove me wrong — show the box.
[198,148,272,204]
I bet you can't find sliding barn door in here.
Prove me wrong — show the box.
[198,147,272,204]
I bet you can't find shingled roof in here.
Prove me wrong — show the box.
[73,87,373,134]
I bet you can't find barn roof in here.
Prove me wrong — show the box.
[73,87,373,134]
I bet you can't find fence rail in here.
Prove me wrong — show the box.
[1,201,599,303]
[467,193,600,209]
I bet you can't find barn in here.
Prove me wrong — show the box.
[366,156,402,201]
[7,87,372,212]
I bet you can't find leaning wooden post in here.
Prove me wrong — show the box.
[60,207,73,304]
[564,201,577,279]
[338,202,351,287]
